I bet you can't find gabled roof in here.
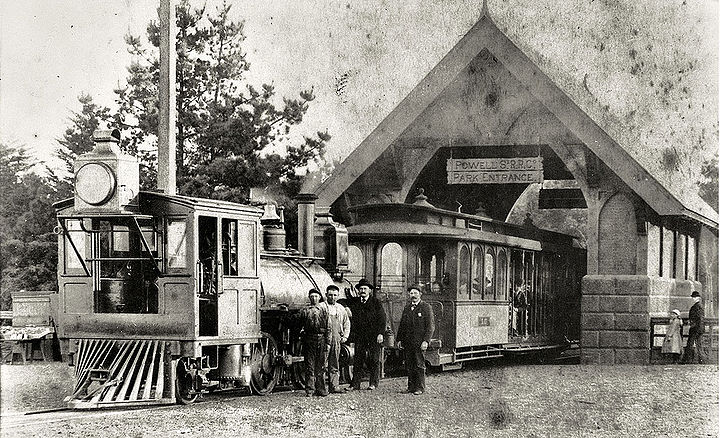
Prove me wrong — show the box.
[313,10,718,229]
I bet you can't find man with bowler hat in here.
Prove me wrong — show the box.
[397,284,435,395]
[347,278,386,391]
[299,288,330,396]
[683,290,706,364]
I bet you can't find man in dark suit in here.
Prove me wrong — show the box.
[397,284,435,395]
[346,279,387,391]
[683,290,706,364]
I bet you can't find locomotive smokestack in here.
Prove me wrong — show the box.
[157,0,177,195]
[296,193,317,256]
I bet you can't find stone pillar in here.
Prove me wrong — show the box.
[580,190,704,364]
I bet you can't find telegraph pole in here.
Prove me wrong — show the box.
[157,0,177,195]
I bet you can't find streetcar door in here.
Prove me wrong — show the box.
[217,217,261,339]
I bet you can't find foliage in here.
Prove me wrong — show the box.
[110,0,329,202]
[0,143,60,310]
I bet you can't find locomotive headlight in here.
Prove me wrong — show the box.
[75,163,116,206]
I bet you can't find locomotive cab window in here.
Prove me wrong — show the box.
[95,218,161,314]
[166,218,188,270]
[222,219,239,276]
[63,219,88,275]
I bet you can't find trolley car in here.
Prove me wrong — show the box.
[343,192,584,369]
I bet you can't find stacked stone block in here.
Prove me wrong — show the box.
[581,275,700,364]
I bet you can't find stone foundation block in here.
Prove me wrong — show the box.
[626,331,650,349]
[614,276,649,295]
[581,330,599,348]
[582,276,615,295]
[629,296,649,311]
[582,313,614,330]
[599,296,630,313]
[614,348,650,365]
[599,331,627,348]
[614,313,649,331]
[581,348,615,365]
[581,295,599,313]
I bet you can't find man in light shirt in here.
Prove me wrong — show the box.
[323,285,351,393]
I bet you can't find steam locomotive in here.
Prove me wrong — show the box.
[54,129,583,409]
[54,130,350,408]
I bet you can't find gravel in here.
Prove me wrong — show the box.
[1,361,717,437]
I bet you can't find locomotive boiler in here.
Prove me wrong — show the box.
[54,130,350,408]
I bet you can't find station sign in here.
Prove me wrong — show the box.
[446,157,543,184]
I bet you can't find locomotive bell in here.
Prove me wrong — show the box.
[73,129,139,213]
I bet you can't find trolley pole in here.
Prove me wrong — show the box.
[157,0,177,195]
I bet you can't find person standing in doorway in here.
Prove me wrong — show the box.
[324,285,350,393]
[346,279,386,391]
[299,288,330,396]
[397,285,435,395]
[683,291,706,364]
[513,280,529,337]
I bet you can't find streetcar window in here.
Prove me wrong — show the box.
[347,245,364,285]
[496,250,508,300]
[458,245,471,298]
[64,219,87,274]
[167,219,188,269]
[417,246,445,294]
[222,219,239,276]
[471,246,483,299]
[380,242,404,294]
[236,222,257,277]
[484,249,495,300]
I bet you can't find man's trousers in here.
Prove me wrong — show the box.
[351,341,381,389]
[683,331,707,364]
[326,341,343,391]
[304,335,327,395]
[404,346,426,393]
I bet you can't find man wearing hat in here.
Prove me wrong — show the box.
[299,288,330,396]
[683,291,706,364]
[347,278,387,391]
[397,285,435,395]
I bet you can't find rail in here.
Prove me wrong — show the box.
[649,317,718,364]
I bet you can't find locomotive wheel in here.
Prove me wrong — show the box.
[249,332,280,395]
[339,343,354,384]
[175,358,198,405]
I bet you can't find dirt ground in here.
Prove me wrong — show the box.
[1,361,718,438]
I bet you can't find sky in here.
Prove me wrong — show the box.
[0,0,486,171]
[0,0,717,200]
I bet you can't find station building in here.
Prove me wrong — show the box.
[303,7,718,364]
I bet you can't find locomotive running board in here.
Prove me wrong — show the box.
[67,339,175,409]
